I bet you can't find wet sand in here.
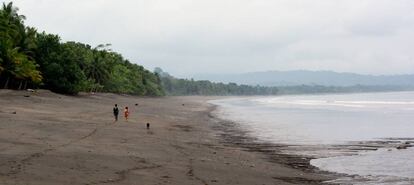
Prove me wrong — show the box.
[0,90,334,185]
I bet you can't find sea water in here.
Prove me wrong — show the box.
[210,91,414,184]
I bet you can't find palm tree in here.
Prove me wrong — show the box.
[1,2,26,45]
[0,2,41,89]
[0,58,4,74]
[83,48,112,92]
[12,54,42,89]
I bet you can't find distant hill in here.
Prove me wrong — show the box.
[193,70,414,87]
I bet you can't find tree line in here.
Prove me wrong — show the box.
[0,2,276,96]
[155,68,413,96]
[155,68,279,95]
[0,2,164,95]
[2,2,407,97]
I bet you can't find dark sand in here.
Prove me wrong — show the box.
[0,90,334,185]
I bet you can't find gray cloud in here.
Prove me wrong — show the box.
[12,0,414,77]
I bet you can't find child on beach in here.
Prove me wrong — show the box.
[124,107,129,121]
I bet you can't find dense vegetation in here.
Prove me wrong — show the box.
[156,68,412,96]
[1,2,409,97]
[155,68,279,95]
[0,2,164,95]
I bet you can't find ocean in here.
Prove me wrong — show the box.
[210,91,414,185]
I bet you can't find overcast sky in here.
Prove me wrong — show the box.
[11,0,414,77]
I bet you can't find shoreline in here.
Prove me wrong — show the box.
[208,96,414,185]
[206,104,338,184]
[0,90,336,184]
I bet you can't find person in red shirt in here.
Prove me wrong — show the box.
[124,106,129,121]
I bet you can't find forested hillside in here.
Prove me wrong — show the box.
[155,68,279,96]
[0,2,164,95]
[157,67,413,96]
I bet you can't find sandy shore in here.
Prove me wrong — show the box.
[0,90,334,185]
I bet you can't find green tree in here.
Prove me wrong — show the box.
[1,2,164,95]
[0,2,42,89]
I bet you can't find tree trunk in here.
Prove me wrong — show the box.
[3,76,10,89]
[18,80,23,90]
[23,81,28,90]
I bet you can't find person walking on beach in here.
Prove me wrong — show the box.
[124,106,129,121]
[113,104,119,122]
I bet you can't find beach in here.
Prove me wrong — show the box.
[0,90,333,185]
